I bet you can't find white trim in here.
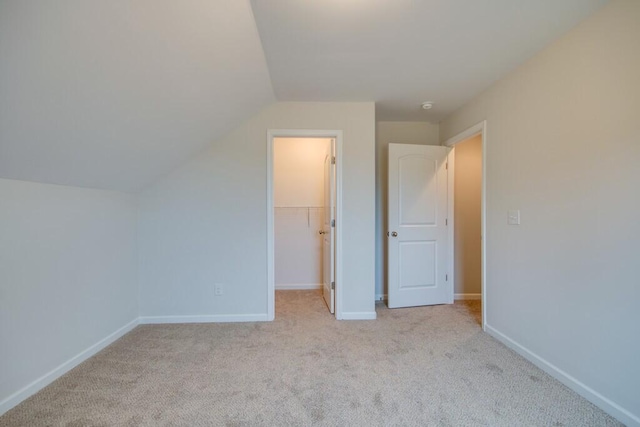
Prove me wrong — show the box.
[340,311,377,320]
[443,120,487,331]
[139,314,269,324]
[444,121,485,147]
[267,134,275,321]
[446,148,455,304]
[0,318,139,416]
[486,324,639,427]
[275,283,322,290]
[454,293,481,300]
[267,130,344,321]
[334,136,344,320]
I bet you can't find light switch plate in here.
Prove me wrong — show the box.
[508,210,521,225]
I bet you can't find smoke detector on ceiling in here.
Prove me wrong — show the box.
[421,101,434,110]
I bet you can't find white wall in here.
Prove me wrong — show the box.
[375,121,440,299]
[138,102,376,320]
[0,179,138,412]
[453,135,482,296]
[274,207,323,289]
[274,137,329,288]
[274,138,328,207]
[440,1,640,424]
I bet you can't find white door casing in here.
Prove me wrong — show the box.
[267,129,343,320]
[322,140,336,313]
[443,120,487,330]
[387,144,452,308]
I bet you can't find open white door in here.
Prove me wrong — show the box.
[387,144,451,308]
[322,139,336,313]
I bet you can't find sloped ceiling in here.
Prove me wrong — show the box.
[1,0,608,192]
[0,0,275,192]
[251,0,608,122]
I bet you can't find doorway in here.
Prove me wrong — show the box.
[445,121,486,329]
[266,130,343,320]
[386,122,486,329]
[449,134,482,325]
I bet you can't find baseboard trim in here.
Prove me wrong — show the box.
[139,313,269,324]
[485,324,639,427]
[0,318,139,417]
[275,283,322,291]
[454,293,481,300]
[339,311,377,320]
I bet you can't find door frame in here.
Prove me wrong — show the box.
[266,129,344,320]
[443,120,487,330]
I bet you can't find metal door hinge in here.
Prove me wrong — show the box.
[331,156,336,165]
[445,218,448,226]
[331,219,335,227]
[446,274,448,282]
[331,281,335,290]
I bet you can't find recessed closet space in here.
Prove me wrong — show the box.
[453,134,482,305]
[273,137,331,299]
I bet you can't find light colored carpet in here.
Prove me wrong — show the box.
[0,291,621,426]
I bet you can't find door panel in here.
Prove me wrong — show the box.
[388,144,451,308]
[399,241,436,288]
[399,156,437,225]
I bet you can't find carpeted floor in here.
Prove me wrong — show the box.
[0,291,621,426]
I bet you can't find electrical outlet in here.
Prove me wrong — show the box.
[214,284,224,296]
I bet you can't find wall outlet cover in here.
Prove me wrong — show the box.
[508,210,521,225]
[214,284,224,296]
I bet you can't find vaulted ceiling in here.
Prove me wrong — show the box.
[0,0,607,192]
[251,0,607,122]
[0,0,275,192]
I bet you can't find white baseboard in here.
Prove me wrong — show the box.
[454,293,481,300]
[339,311,377,320]
[485,324,639,427]
[139,313,269,324]
[275,283,322,291]
[0,318,139,417]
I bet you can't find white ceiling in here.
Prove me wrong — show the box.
[0,0,608,192]
[0,0,275,192]
[251,0,608,122]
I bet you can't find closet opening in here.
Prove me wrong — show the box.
[444,120,486,329]
[266,130,343,320]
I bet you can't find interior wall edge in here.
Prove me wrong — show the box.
[138,314,269,324]
[0,318,139,417]
[339,312,377,321]
[485,324,639,427]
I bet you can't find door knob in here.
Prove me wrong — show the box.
[391,231,398,237]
